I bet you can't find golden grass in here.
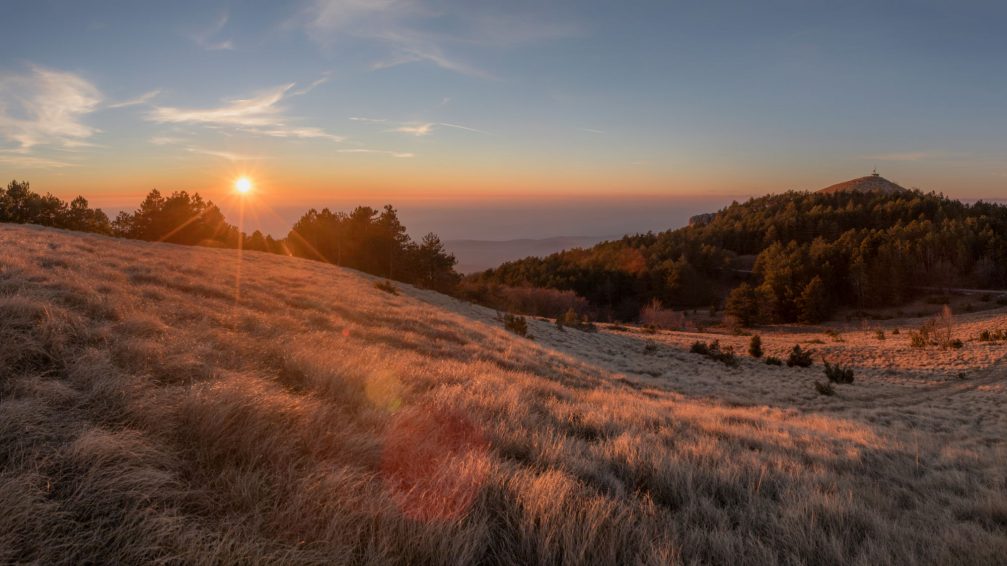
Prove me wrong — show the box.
[1,223,1005,564]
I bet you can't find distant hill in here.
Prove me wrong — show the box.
[466,184,1007,322]
[446,236,611,273]
[817,171,907,195]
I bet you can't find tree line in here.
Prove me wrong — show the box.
[467,189,1007,323]
[0,180,459,292]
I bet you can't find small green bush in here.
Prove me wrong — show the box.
[814,381,835,396]
[503,313,529,337]
[823,360,854,384]
[786,345,814,368]
[748,335,763,358]
[690,341,709,355]
[689,340,738,367]
[765,356,782,366]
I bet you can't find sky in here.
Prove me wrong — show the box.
[2,0,1007,238]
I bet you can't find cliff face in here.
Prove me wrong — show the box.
[817,173,908,195]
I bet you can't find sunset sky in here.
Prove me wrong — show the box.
[2,1,1007,236]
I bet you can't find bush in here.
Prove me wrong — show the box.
[502,313,529,337]
[978,329,1007,342]
[910,331,928,348]
[786,345,814,368]
[557,308,596,333]
[640,299,685,329]
[748,335,763,358]
[765,356,783,366]
[949,338,963,349]
[690,341,709,355]
[643,342,658,354]
[815,381,836,396]
[689,340,738,367]
[823,360,854,384]
[875,329,885,340]
[825,329,844,342]
[374,280,398,295]
[892,328,900,335]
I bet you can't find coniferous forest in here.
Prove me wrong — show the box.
[465,190,1007,323]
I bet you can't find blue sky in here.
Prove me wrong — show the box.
[1,0,1006,237]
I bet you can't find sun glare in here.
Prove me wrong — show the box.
[234,177,252,194]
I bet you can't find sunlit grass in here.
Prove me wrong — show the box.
[0,223,1005,564]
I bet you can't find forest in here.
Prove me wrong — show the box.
[0,180,459,292]
[466,190,1007,323]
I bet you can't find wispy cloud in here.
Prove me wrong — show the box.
[0,66,102,152]
[242,126,345,142]
[148,84,293,127]
[352,116,483,137]
[0,152,76,168]
[149,135,185,146]
[147,83,345,143]
[291,73,332,96]
[107,89,160,109]
[191,12,234,50]
[392,122,484,136]
[579,127,605,134]
[186,147,261,162]
[296,0,580,79]
[338,148,414,158]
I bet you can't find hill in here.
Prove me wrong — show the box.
[817,171,908,195]
[466,187,1007,322]
[1,223,1005,564]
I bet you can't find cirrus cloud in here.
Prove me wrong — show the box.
[0,66,102,151]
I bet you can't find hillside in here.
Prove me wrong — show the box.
[1,223,1005,564]
[467,187,1007,322]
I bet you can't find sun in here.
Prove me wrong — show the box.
[234,176,252,194]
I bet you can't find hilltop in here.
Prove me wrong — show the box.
[1,223,1005,564]
[817,171,908,195]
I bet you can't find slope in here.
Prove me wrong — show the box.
[1,223,1004,565]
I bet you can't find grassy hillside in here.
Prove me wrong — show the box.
[1,223,1005,564]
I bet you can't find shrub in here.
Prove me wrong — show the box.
[815,381,836,396]
[765,356,783,366]
[910,331,928,348]
[640,299,685,329]
[374,280,398,295]
[786,345,814,368]
[949,338,964,349]
[689,340,738,367]
[892,328,900,335]
[748,335,763,358]
[977,329,1007,342]
[823,360,854,384]
[502,313,529,337]
[690,341,709,355]
[875,329,885,341]
[556,308,597,333]
[824,329,844,342]
[643,342,658,354]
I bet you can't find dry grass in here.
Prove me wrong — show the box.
[1,223,1005,565]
